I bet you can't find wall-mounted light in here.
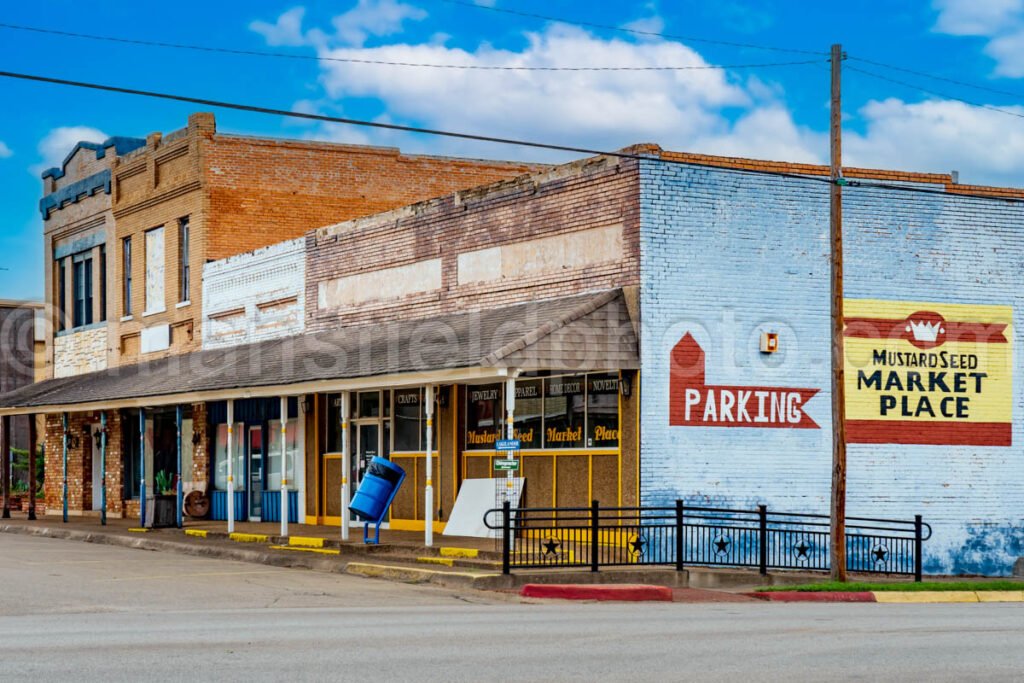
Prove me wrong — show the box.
[760,332,779,354]
[436,386,449,409]
[619,374,632,397]
[191,429,202,446]
[93,427,105,451]
[300,397,313,414]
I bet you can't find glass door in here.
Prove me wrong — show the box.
[249,426,263,521]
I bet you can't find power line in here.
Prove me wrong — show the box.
[850,56,1024,100]
[846,64,1024,120]
[0,22,823,72]
[0,68,833,186]
[4,67,1023,204]
[437,0,827,56]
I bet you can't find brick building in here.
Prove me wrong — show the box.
[27,112,540,521]
[5,140,1023,575]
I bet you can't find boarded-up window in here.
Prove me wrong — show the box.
[144,226,165,314]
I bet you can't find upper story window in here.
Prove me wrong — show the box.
[57,260,67,332]
[178,217,190,303]
[122,237,132,316]
[99,245,107,322]
[144,226,166,315]
[72,252,94,328]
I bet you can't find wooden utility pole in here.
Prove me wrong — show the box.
[27,415,37,521]
[829,43,848,582]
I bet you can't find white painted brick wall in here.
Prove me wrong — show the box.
[202,238,305,349]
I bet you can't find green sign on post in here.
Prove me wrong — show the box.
[494,458,520,471]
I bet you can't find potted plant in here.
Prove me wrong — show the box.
[153,470,177,528]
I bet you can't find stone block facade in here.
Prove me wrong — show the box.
[53,326,108,378]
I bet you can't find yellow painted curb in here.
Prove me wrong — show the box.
[417,556,455,566]
[873,591,980,603]
[127,528,149,533]
[269,545,340,556]
[346,562,494,584]
[288,536,326,548]
[439,547,479,559]
[229,532,269,543]
[184,529,207,538]
[975,591,1024,603]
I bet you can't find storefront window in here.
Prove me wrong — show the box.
[513,379,543,448]
[587,373,620,448]
[394,388,422,452]
[466,383,502,449]
[267,418,299,491]
[213,422,244,491]
[358,391,380,418]
[544,375,586,448]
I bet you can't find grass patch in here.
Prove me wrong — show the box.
[757,580,1024,593]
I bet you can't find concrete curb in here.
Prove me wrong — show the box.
[520,583,674,602]
[749,591,877,603]
[749,590,1024,603]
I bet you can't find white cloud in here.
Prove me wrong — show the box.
[846,97,1024,186]
[933,0,1024,76]
[33,126,108,175]
[0,141,11,159]
[250,7,308,47]
[933,0,1022,36]
[307,24,819,162]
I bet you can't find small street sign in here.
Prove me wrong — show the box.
[495,439,521,451]
[494,458,520,471]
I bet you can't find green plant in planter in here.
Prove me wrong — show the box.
[155,470,175,496]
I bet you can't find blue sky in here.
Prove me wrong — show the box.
[1,0,1023,300]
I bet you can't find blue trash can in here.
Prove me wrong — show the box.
[350,457,406,522]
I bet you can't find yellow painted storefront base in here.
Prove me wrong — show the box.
[389,519,447,534]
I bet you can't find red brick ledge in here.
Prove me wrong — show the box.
[520,583,674,602]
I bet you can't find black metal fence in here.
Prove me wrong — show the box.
[483,501,931,580]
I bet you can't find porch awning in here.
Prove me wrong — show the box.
[0,289,638,415]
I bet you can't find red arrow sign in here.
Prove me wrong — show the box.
[669,333,820,429]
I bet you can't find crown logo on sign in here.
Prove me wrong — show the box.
[906,320,944,342]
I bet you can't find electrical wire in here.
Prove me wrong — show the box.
[437,0,827,56]
[0,67,834,186]
[846,64,1024,120]
[850,56,1024,100]
[0,21,824,72]
[4,67,1023,203]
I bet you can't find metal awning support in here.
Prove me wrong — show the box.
[340,391,351,542]
[62,412,69,524]
[279,396,289,538]
[100,411,107,526]
[138,408,146,528]
[27,417,36,521]
[227,399,235,534]
[2,415,10,520]
[424,385,435,547]
[176,405,183,529]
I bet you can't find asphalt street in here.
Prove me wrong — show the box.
[1,533,1022,682]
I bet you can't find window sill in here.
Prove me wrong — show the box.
[120,315,133,322]
[175,300,191,309]
[142,308,166,318]
[55,321,107,338]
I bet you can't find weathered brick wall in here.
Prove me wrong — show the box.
[307,156,642,331]
[203,136,541,262]
[639,159,1024,575]
[202,238,306,349]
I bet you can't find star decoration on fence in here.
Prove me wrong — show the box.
[872,545,889,563]
[542,538,560,557]
[629,535,646,556]
[713,536,730,555]
[794,541,810,560]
